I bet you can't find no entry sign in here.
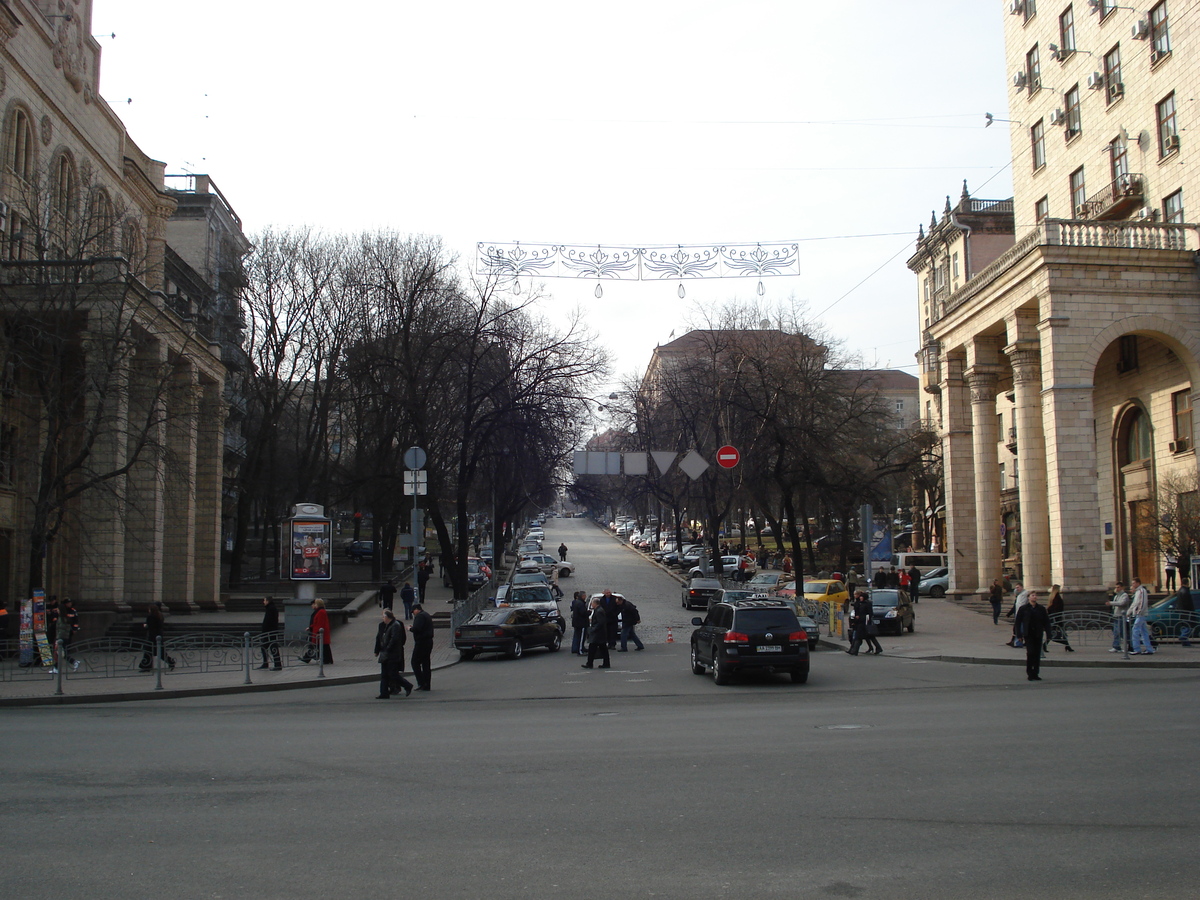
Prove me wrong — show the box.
[716,445,740,468]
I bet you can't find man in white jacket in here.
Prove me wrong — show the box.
[1128,577,1154,654]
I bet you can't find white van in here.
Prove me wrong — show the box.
[893,553,948,576]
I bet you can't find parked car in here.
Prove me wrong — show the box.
[517,541,542,556]
[892,552,948,576]
[343,540,375,562]
[454,607,562,660]
[917,567,950,598]
[677,545,707,569]
[682,576,725,610]
[690,598,810,685]
[499,584,565,633]
[519,552,575,578]
[443,557,490,589]
[511,571,551,588]
[745,571,783,593]
[867,589,915,635]
[795,614,821,650]
[689,555,740,578]
[802,579,849,608]
[1145,594,1200,640]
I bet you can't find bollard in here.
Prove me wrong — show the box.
[54,639,64,696]
[243,632,252,685]
[317,628,325,678]
[154,636,164,690]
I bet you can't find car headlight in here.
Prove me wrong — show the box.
[885,609,897,618]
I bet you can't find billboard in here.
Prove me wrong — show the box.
[289,519,332,581]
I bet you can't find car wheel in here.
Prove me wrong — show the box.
[712,647,730,685]
[546,632,561,652]
[458,650,476,661]
[931,585,945,598]
[508,639,523,660]
[559,568,570,578]
[791,668,808,684]
[690,643,705,675]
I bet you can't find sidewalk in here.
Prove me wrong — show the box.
[0,574,465,707]
[816,594,1200,668]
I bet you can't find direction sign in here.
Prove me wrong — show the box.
[716,445,740,468]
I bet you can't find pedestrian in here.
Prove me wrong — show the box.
[378,578,396,610]
[57,597,80,671]
[570,591,589,655]
[908,565,922,605]
[1015,590,1051,680]
[1176,578,1194,648]
[601,589,619,649]
[558,542,568,562]
[374,609,412,699]
[581,597,611,669]
[1165,557,1178,591]
[988,579,1004,625]
[614,595,644,651]
[872,568,888,589]
[846,591,865,655]
[886,566,901,589]
[781,554,793,577]
[860,592,883,655]
[138,602,174,671]
[400,581,416,620]
[1106,582,1130,652]
[417,560,431,602]
[257,597,282,670]
[409,603,434,691]
[549,564,564,600]
[1128,577,1154,654]
[305,598,333,664]
[1007,583,1029,648]
[1043,584,1075,652]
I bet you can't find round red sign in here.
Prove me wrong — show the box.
[716,445,740,468]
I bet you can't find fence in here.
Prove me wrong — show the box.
[0,629,330,695]
[450,583,502,631]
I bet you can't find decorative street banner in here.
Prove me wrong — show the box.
[477,241,799,296]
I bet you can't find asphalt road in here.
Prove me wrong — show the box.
[4,519,1197,899]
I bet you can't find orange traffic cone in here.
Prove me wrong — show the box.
[667,626,674,643]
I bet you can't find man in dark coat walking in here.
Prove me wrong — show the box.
[409,603,435,691]
[378,579,396,611]
[1015,590,1051,680]
[601,589,619,649]
[907,565,922,604]
[582,598,610,669]
[374,609,412,699]
[258,597,282,670]
[569,591,589,655]
[1176,578,1194,647]
[614,596,644,651]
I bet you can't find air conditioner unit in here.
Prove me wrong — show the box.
[1086,72,1105,90]
[1151,48,1170,64]
[1137,206,1158,221]
[1169,440,1178,453]
[1013,71,1028,89]
[1009,0,1025,14]
[1164,133,1181,153]
[1049,108,1066,126]
[1109,82,1124,99]
[1169,438,1189,453]
[1132,19,1150,39]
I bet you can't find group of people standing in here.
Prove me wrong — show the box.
[571,588,643,668]
[373,604,435,699]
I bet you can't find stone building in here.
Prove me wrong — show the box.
[0,1,233,616]
[911,0,1200,599]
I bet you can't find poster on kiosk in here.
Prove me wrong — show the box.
[289,518,332,581]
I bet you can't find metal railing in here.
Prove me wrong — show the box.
[450,583,504,631]
[0,629,327,689]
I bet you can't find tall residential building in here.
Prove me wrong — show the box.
[912,0,1200,600]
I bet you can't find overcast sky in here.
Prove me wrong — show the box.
[91,1,1013,388]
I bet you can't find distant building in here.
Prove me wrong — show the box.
[910,1,1200,598]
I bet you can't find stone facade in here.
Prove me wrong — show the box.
[910,1,1200,599]
[0,1,233,614]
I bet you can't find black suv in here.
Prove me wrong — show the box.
[690,599,810,685]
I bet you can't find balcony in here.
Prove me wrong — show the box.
[1078,173,1145,221]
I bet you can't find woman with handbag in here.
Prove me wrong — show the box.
[1044,585,1075,652]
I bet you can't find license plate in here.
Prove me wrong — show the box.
[756,645,783,652]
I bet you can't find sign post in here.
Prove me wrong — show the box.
[403,447,427,567]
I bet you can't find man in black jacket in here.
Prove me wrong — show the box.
[570,591,589,655]
[582,598,610,669]
[1015,591,1051,680]
[258,597,282,670]
[614,596,644,651]
[375,609,413,699]
[409,604,435,691]
[1176,578,1194,648]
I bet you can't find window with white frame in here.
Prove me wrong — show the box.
[1163,189,1183,224]
[1157,93,1178,157]
[1150,2,1171,63]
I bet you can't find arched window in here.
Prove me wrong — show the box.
[89,189,115,252]
[53,152,77,224]
[122,217,144,264]
[1123,408,1153,465]
[7,108,34,182]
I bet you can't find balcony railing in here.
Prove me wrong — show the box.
[1078,173,1144,221]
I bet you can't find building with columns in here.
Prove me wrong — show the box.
[911,1,1200,600]
[0,1,237,616]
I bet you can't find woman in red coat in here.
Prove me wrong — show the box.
[307,598,333,664]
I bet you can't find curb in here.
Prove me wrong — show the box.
[815,638,1200,668]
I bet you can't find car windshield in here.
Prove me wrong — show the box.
[509,587,554,605]
[749,573,775,583]
[734,610,800,631]
[803,582,831,594]
[469,609,512,625]
[871,592,901,608]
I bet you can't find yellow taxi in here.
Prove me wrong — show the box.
[801,579,849,608]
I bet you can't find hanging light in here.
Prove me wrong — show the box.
[757,280,765,296]
[594,282,603,299]
[677,283,686,299]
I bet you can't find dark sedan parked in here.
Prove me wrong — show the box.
[868,589,915,635]
[454,607,562,660]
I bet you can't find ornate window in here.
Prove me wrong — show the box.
[1122,408,1152,464]
[7,107,34,182]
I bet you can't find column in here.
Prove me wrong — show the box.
[123,340,167,612]
[162,360,198,612]
[966,363,1002,594]
[939,353,977,595]
[192,374,225,610]
[1005,322,1050,591]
